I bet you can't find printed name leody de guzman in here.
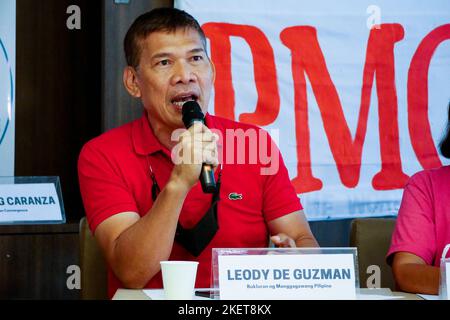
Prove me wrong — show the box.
[227,268,352,281]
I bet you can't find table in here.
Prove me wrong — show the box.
[0,222,80,299]
[112,288,423,300]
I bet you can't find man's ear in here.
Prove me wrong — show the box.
[123,66,141,98]
[210,60,216,84]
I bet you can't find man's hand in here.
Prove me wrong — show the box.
[171,122,219,189]
[268,211,319,248]
[270,233,296,248]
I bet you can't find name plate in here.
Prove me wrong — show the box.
[214,248,357,300]
[0,177,65,224]
[446,262,450,299]
[440,244,450,300]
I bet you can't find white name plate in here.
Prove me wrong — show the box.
[218,253,357,300]
[0,183,64,223]
[446,262,450,299]
[439,244,450,299]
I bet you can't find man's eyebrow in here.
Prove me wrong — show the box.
[151,52,172,61]
[150,48,205,61]
[189,48,205,54]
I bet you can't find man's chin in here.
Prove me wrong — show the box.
[169,117,185,129]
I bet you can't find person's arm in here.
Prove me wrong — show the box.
[268,210,319,248]
[94,178,189,289]
[94,123,218,288]
[386,171,440,294]
[392,251,440,295]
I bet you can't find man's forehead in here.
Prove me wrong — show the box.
[138,29,206,61]
[141,27,205,47]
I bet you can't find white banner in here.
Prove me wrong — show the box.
[0,0,15,176]
[176,0,450,220]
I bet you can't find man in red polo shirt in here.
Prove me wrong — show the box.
[78,8,318,299]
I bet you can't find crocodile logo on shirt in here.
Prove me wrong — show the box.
[228,193,243,200]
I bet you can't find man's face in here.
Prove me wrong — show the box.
[130,28,215,130]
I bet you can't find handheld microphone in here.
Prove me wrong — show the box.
[181,100,217,194]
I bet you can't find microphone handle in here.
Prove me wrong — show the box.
[200,163,216,193]
[187,120,216,193]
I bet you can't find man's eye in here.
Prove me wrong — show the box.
[191,55,203,62]
[157,60,170,66]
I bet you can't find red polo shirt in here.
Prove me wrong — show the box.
[78,112,302,298]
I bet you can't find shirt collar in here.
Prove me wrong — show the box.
[132,111,219,156]
[132,111,164,156]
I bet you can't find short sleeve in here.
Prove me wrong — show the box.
[78,142,138,233]
[261,130,302,221]
[386,172,436,265]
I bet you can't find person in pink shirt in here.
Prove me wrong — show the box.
[387,103,450,295]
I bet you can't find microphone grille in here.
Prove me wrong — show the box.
[182,101,204,128]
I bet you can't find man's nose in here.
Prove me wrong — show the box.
[171,61,196,84]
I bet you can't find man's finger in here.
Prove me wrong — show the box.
[189,122,207,134]
[270,234,296,248]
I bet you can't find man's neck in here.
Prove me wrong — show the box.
[147,116,180,151]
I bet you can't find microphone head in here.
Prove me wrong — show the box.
[182,100,205,128]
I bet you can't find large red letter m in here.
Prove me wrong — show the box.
[281,24,409,193]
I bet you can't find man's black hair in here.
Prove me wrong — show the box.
[124,7,207,68]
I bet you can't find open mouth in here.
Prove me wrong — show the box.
[171,94,199,108]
